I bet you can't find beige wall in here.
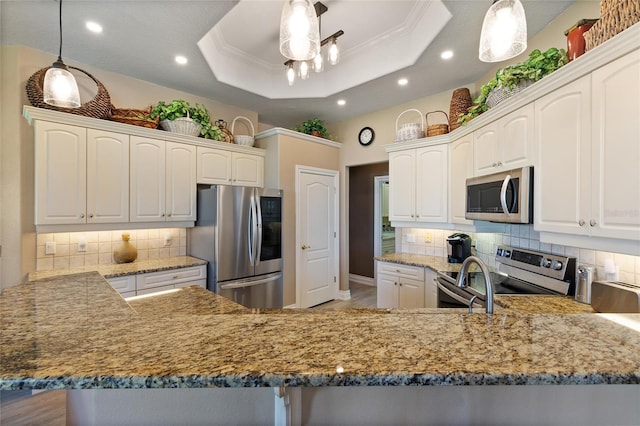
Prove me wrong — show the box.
[256,133,340,306]
[0,45,260,289]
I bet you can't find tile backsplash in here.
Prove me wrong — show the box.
[400,225,640,286]
[36,228,187,271]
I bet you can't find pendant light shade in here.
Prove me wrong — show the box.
[479,0,527,63]
[327,37,340,65]
[43,0,80,108]
[279,0,320,61]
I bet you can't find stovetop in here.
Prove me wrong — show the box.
[437,270,557,299]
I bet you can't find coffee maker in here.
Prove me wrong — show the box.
[446,233,472,263]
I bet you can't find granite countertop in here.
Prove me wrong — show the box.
[375,253,460,272]
[1,272,638,390]
[27,256,207,281]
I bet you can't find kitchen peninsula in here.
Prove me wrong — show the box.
[1,271,639,424]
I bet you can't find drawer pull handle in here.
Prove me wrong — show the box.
[173,275,179,279]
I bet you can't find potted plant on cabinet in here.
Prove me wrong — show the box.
[294,118,329,138]
[458,47,568,125]
[149,100,224,141]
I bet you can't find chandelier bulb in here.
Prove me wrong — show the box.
[328,38,340,65]
[286,63,296,86]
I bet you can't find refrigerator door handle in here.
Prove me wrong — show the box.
[219,273,282,290]
[255,193,263,266]
[248,197,255,265]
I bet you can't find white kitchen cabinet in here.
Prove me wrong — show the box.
[136,265,207,293]
[107,275,136,295]
[449,134,474,225]
[130,138,196,222]
[474,103,534,176]
[424,268,438,309]
[35,123,129,226]
[389,144,448,223]
[376,261,425,309]
[197,147,264,188]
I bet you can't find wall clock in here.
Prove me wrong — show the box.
[358,126,375,146]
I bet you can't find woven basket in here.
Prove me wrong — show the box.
[426,110,449,137]
[395,109,424,142]
[449,88,472,131]
[486,80,533,109]
[160,117,202,137]
[110,105,158,129]
[26,66,112,119]
[584,0,640,51]
[230,116,255,146]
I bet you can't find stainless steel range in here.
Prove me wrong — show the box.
[436,245,576,309]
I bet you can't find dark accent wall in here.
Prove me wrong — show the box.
[349,162,389,278]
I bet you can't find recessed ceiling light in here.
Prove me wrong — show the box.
[337,99,346,106]
[175,56,188,65]
[441,50,454,60]
[86,21,103,33]
[398,78,408,86]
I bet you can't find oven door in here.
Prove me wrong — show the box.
[437,278,484,309]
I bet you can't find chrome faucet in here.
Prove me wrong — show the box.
[456,256,494,314]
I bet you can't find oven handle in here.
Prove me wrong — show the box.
[500,174,514,216]
[437,281,483,307]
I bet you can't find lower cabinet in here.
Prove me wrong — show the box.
[424,268,438,309]
[106,265,206,297]
[376,261,424,309]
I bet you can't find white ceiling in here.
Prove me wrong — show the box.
[0,0,575,128]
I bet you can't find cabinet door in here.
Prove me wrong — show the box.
[398,277,425,309]
[376,274,399,308]
[34,121,87,225]
[86,130,129,223]
[232,152,264,187]
[415,144,448,223]
[106,275,136,294]
[590,49,640,240]
[166,142,196,222]
[424,269,438,309]
[449,135,474,225]
[473,122,499,176]
[130,136,165,222]
[534,76,591,235]
[388,150,416,222]
[196,147,232,185]
[498,103,534,170]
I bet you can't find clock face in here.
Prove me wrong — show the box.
[359,127,375,146]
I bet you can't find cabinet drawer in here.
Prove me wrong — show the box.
[136,265,206,290]
[107,275,136,294]
[376,262,424,280]
[135,284,176,296]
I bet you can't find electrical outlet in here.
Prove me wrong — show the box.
[45,241,56,255]
[407,234,416,243]
[424,232,433,243]
[164,234,172,247]
[77,236,87,252]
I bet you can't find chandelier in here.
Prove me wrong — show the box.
[280,1,344,86]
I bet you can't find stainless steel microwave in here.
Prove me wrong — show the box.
[465,166,533,224]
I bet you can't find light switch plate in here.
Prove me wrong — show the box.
[164,234,172,247]
[77,236,87,252]
[407,234,416,243]
[45,241,56,255]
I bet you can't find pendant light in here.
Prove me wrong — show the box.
[478,0,527,63]
[43,0,81,108]
[327,37,340,65]
[279,0,320,61]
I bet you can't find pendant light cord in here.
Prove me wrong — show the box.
[57,0,63,61]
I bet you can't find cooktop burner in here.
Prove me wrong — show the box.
[437,270,556,298]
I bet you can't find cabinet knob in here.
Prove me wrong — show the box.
[590,219,597,227]
[80,213,85,219]
[578,219,585,226]
[89,213,94,218]
[394,282,398,286]
[411,214,415,218]
[492,163,497,167]
[168,213,172,217]
[161,213,165,217]
[497,161,502,166]
[399,283,402,286]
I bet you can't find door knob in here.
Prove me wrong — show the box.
[301,244,310,250]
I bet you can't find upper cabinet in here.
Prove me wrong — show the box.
[389,143,448,224]
[449,134,474,226]
[473,103,534,176]
[197,147,264,188]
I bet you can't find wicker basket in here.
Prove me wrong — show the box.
[584,0,640,51]
[230,116,255,146]
[486,80,533,109]
[448,88,472,131]
[26,66,112,119]
[160,117,202,137]
[426,111,449,137]
[395,109,424,142]
[110,105,158,129]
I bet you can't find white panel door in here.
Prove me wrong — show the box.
[449,135,474,225]
[388,150,416,222]
[196,147,232,185]
[130,136,165,222]
[232,153,264,187]
[590,49,640,240]
[298,169,338,308]
[415,144,448,223]
[398,278,424,309]
[534,76,591,235]
[34,121,86,225]
[499,103,534,170]
[376,274,398,308]
[473,122,499,176]
[166,142,196,222]
[86,129,129,223]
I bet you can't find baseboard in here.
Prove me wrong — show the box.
[349,274,375,286]
[337,289,351,300]
[283,304,298,309]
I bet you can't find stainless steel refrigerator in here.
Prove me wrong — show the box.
[189,185,283,308]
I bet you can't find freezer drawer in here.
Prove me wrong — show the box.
[218,272,283,309]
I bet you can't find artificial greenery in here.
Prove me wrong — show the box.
[149,100,224,141]
[458,47,569,125]
[293,118,329,138]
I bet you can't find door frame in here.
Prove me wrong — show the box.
[295,165,340,308]
[373,175,389,257]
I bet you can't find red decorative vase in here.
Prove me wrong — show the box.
[565,19,598,61]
